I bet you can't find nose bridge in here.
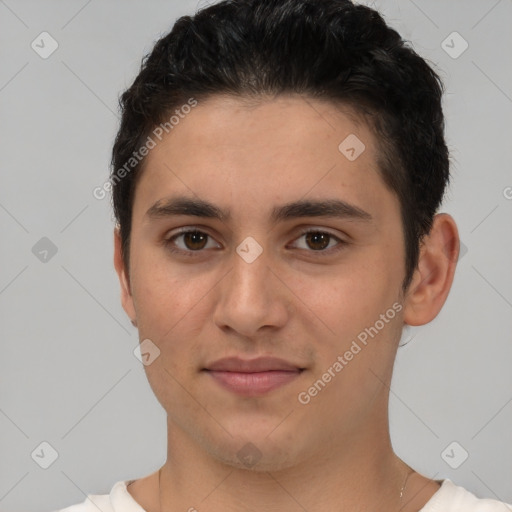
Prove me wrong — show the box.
[228,237,272,305]
[213,236,289,335]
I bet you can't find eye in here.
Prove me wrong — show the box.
[163,228,220,256]
[163,227,347,257]
[289,228,346,255]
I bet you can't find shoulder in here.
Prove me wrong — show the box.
[54,493,113,512]
[421,480,512,512]
[52,480,142,512]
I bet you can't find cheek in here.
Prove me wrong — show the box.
[317,261,392,323]
[308,249,403,362]
[305,269,402,413]
[132,269,206,393]
[134,276,201,339]
[129,246,195,336]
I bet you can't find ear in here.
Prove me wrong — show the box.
[113,226,137,326]
[403,213,460,326]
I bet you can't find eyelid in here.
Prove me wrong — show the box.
[163,226,348,256]
[294,226,345,240]
[164,226,221,250]
[288,227,347,253]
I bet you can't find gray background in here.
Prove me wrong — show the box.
[1,0,511,510]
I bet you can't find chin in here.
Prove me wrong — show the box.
[200,428,303,472]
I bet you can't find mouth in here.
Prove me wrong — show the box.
[202,357,306,396]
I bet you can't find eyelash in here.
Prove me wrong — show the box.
[163,227,347,257]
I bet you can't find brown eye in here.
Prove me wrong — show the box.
[164,228,220,255]
[290,229,347,255]
[182,231,208,250]
[304,231,331,251]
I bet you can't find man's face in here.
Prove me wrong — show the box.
[117,94,408,470]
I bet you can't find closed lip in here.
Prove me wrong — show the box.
[203,356,305,373]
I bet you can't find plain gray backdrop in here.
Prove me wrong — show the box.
[1,0,511,511]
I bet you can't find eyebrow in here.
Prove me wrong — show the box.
[145,195,373,224]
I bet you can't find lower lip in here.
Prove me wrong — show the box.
[204,370,302,396]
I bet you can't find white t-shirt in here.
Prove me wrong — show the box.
[55,478,512,512]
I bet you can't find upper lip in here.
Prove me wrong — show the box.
[204,357,304,373]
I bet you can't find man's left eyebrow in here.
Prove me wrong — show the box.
[271,198,373,223]
[145,196,373,224]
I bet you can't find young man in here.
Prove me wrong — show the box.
[58,0,511,511]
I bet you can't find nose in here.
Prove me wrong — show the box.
[213,247,290,338]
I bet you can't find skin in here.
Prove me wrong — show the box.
[113,94,460,512]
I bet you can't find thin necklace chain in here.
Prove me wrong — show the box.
[158,465,415,512]
[400,467,415,504]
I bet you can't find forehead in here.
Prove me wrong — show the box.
[132,94,398,227]
[148,94,373,158]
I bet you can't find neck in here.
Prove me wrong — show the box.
[157,414,409,512]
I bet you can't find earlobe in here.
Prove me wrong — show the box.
[403,213,460,327]
[113,227,137,325]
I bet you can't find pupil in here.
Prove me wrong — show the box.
[185,231,207,250]
[307,232,329,250]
